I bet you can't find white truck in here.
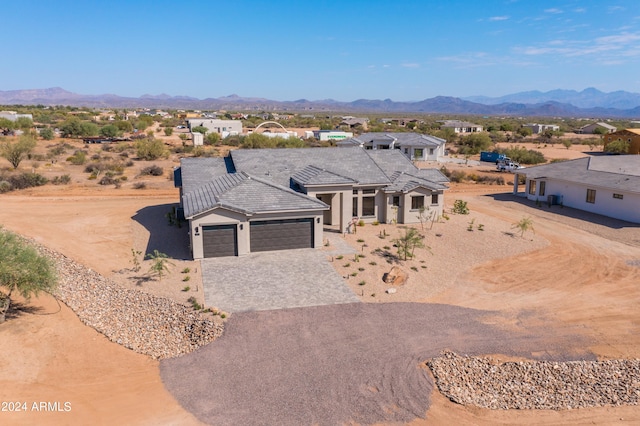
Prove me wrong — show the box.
[496,160,524,172]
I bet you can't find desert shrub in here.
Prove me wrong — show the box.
[452,199,469,215]
[67,150,87,165]
[133,182,146,189]
[0,180,11,193]
[7,172,48,190]
[140,165,163,176]
[449,170,467,183]
[98,175,118,185]
[136,138,167,160]
[48,144,67,157]
[29,153,46,161]
[51,174,71,185]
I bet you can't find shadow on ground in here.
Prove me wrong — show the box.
[489,192,640,231]
[132,203,191,260]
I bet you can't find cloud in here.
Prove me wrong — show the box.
[489,15,509,21]
[544,8,563,14]
[608,6,625,13]
[574,7,586,13]
[401,63,420,68]
[516,31,640,61]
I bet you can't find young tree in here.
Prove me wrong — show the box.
[164,127,173,136]
[416,205,432,230]
[0,228,57,323]
[512,217,534,238]
[0,118,15,134]
[205,132,220,145]
[1,135,37,169]
[136,138,167,160]
[192,125,208,135]
[392,228,425,261]
[100,124,120,138]
[146,250,174,281]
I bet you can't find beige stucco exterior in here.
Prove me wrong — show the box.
[188,207,324,259]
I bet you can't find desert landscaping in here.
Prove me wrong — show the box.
[1,132,640,425]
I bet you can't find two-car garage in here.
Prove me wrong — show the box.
[201,218,315,258]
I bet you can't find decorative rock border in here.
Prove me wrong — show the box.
[428,351,640,410]
[36,243,223,359]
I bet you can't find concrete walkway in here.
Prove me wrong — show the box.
[201,249,359,312]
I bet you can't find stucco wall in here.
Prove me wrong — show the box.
[526,178,640,223]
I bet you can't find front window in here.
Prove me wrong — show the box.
[352,197,358,216]
[411,196,424,210]
[431,193,438,205]
[586,189,596,204]
[392,196,400,207]
[414,148,423,159]
[528,180,536,195]
[362,196,375,216]
[539,181,546,196]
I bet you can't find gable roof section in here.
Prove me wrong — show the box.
[183,172,328,218]
[230,147,391,187]
[365,150,449,184]
[521,156,640,194]
[354,132,446,147]
[291,165,357,186]
[385,171,449,192]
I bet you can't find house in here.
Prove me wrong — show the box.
[603,129,640,155]
[440,120,483,133]
[337,132,446,161]
[577,122,617,134]
[340,117,369,131]
[175,147,449,258]
[187,119,242,137]
[0,111,33,122]
[522,123,560,134]
[513,156,640,223]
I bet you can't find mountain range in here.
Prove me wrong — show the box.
[1,87,639,119]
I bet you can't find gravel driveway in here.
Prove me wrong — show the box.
[201,249,359,312]
[161,302,593,426]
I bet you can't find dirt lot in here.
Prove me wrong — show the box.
[1,137,640,424]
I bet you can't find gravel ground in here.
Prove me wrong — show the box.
[160,303,592,426]
[428,351,640,410]
[33,241,224,359]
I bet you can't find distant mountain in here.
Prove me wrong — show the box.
[1,87,639,118]
[465,88,640,110]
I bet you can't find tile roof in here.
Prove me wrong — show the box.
[365,150,449,184]
[521,156,640,194]
[180,157,231,194]
[356,132,446,147]
[291,165,357,186]
[183,172,328,218]
[230,147,391,187]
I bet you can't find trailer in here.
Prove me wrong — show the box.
[480,151,510,163]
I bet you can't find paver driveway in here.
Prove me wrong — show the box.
[201,248,359,312]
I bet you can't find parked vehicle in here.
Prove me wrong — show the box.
[496,161,524,172]
[480,151,510,163]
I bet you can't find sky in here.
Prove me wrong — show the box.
[2,0,640,101]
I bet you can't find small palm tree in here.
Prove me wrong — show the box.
[512,217,534,238]
[146,250,174,281]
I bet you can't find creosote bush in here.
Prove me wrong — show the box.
[140,165,164,176]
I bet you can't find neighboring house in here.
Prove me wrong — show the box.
[577,122,617,134]
[187,119,242,137]
[440,120,483,133]
[337,132,446,161]
[522,123,560,134]
[513,156,640,223]
[340,117,369,130]
[175,147,449,258]
[0,111,33,122]
[603,129,640,154]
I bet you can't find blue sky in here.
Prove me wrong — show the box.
[2,0,640,101]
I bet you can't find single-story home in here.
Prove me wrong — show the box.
[440,120,483,133]
[513,156,640,223]
[187,118,242,137]
[577,122,617,134]
[337,132,446,161]
[175,147,449,258]
[522,123,560,134]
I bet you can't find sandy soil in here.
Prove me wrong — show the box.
[2,138,640,424]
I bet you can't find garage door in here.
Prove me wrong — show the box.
[250,218,314,252]
[202,224,237,258]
